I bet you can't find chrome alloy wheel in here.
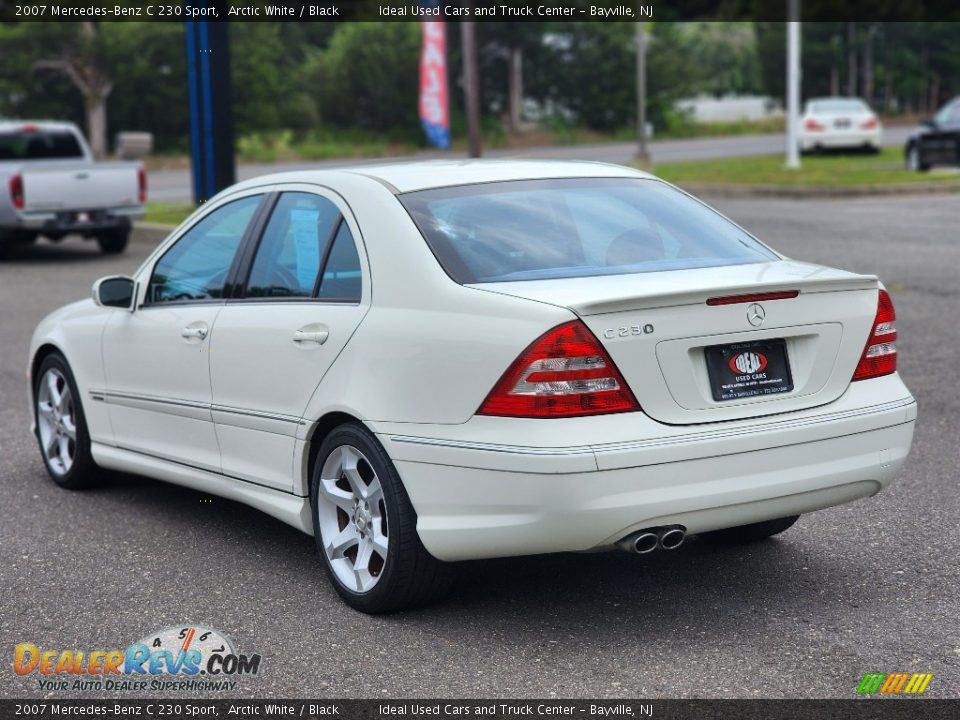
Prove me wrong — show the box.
[36,368,76,476]
[316,445,389,592]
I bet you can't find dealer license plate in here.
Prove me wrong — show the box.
[704,339,794,402]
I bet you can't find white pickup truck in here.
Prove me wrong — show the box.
[0,121,145,254]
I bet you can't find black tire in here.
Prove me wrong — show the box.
[311,422,455,613]
[699,515,800,545]
[906,144,930,172]
[97,227,130,255]
[33,353,98,489]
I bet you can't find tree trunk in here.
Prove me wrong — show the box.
[830,66,839,97]
[862,26,874,106]
[507,46,523,135]
[846,22,857,96]
[85,94,108,159]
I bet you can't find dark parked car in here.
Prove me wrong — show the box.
[905,97,960,171]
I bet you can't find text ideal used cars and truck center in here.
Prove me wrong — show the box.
[28,161,916,612]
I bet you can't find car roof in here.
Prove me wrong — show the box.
[227,159,654,196]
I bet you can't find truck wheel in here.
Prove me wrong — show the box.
[97,228,130,255]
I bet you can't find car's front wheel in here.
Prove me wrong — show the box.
[906,144,930,172]
[699,515,800,545]
[34,353,97,489]
[311,423,454,613]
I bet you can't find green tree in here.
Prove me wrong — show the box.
[306,22,421,137]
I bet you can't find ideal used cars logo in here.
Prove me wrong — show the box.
[729,350,768,375]
[13,625,261,692]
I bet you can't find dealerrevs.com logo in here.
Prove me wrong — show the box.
[13,625,261,692]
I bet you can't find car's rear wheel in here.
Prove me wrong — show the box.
[311,423,454,613]
[34,354,97,489]
[97,227,130,255]
[699,515,800,545]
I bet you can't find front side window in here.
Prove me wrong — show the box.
[400,178,777,284]
[148,195,260,303]
[246,193,342,298]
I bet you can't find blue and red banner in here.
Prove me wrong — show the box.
[419,21,450,149]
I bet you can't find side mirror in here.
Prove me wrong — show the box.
[92,276,136,311]
[920,117,936,129]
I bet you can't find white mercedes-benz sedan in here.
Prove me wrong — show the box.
[798,97,882,153]
[29,161,916,612]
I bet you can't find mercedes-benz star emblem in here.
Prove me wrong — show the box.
[747,303,766,327]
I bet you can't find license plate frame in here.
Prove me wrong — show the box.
[704,339,794,402]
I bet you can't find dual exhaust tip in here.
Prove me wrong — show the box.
[617,526,686,554]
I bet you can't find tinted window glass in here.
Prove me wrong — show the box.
[317,223,362,301]
[0,130,84,160]
[246,193,341,298]
[400,178,777,283]
[148,196,260,303]
[809,99,869,114]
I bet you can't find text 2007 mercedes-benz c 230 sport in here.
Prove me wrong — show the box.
[29,161,916,613]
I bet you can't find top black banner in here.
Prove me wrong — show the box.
[1,0,959,23]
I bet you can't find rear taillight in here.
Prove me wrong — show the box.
[137,165,147,204]
[478,320,640,418]
[861,116,878,130]
[804,118,825,131]
[9,174,24,210]
[853,289,897,381]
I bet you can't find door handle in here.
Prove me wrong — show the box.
[180,324,208,340]
[293,327,329,345]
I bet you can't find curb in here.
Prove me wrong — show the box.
[671,181,960,199]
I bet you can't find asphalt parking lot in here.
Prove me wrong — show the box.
[1,192,957,699]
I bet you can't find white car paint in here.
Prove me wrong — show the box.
[29,160,915,570]
[798,97,882,152]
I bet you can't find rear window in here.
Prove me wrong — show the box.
[0,130,84,160]
[808,99,868,114]
[400,178,777,283]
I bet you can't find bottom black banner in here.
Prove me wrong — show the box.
[0,699,954,720]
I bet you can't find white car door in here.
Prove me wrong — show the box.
[101,194,265,472]
[208,189,370,491]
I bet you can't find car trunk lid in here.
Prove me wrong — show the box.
[471,260,880,424]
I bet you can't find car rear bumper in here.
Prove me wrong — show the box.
[374,376,916,561]
[799,130,881,149]
[14,206,144,232]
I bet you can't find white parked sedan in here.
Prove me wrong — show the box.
[799,97,882,153]
[29,161,916,613]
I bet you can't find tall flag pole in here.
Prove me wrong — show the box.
[419,21,451,150]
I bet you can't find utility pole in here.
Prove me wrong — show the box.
[461,20,482,158]
[635,16,650,165]
[785,0,801,169]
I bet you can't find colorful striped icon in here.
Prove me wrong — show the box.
[857,672,934,695]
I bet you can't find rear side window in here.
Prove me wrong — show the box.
[246,193,341,298]
[400,178,777,283]
[0,130,84,160]
[317,222,362,301]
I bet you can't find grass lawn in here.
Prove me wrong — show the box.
[653,147,960,187]
[144,202,195,226]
